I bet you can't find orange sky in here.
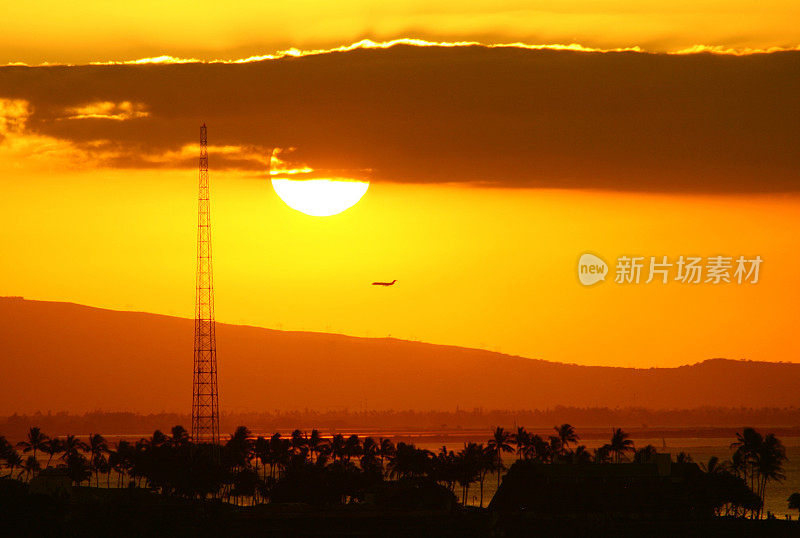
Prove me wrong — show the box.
[2,1,799,64]
[1,5,799,369]
[1,162,798,367]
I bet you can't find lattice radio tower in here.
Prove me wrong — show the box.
[191,123,220,447]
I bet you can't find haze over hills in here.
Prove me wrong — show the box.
[2,297,798,415]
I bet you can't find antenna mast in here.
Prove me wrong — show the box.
[192,123,220,447]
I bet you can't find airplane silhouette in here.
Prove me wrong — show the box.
[371,279,397,286]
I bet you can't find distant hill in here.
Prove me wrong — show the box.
[2,297,798,414]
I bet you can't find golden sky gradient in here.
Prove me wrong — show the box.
[1,9,799,369]
[2,162,799,368]
[2,1,799,64]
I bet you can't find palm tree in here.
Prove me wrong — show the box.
[554,424,579,454]
[512,427,530,460]
[170,425,190,448]
[42,437,63,468]
[112,440,134,487]
[290,429,306,456]
[701,455,728,475]
[433,446,458,492]
[633,444,658,463]
[454,443,481,506]
[150,429,169,448]
[593,445,612,464]
[362,437,378,459]
[88,433,109,487]
[788,492,800,518]
[267,433,290,478]
[754,433,786,518]
[252,436,268,478]
[529,434,550,463]
[548,436,563,460]
[571,445,592,464]
[17,426,49,461]
[378,438,395,472]
[477,445,496,507]
[226,426,253,470]
[608,428,634,463]
[65,452,92,486]
[387,442,432,480]
[0,436,11,459]
[360,437,381,475]
[344,435,362,463]
[487,427,513,486]
[330,434,346,463]
[22,455,40,481]
[731,427,762,494]
[61,435,88,461]
[307,430,327,463]
[4,450,24,479]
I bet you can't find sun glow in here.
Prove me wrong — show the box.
[271,178,369,217]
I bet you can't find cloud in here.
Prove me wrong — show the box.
[63,100,149,121]
[8,38,800,67]
[0,98,87,169]
[0,98,29,136]
[0,44,799,192]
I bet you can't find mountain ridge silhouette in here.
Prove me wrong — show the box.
[2,297,796,414]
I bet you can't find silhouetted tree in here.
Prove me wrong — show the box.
[454,443,481,506]
[433,446,458,493]
[112,439,134,487]
[88,433,109,486]
[754,433,786,518]
[608,428,635,463]
[571,445,592,464]
[17,426,49,461]
[530,434,551,463]
[307,429,327,463]
[702,455,727,475]
[0,436,11,460]
[593,444,612,464]
[788,492,800,517]
[344,435,362,463]
[487,427,513,486]
[22,455,40,481]
[388,442,432,480]
[731,427,762,495]
[554,424,579,454]
[61,435,88,461]
[65,452,91,486]
[330,434,346,463]
[290,429,306,455]
[633,444,658,463]
[4,449,23,479]
[170,425,190,448]
[42,437,62,468]
[548,436,563,461]
[378,438,395,472]
[226,426,253,470]
[730,427,786,518]
[512,427,530,460]
[477,445,496,507]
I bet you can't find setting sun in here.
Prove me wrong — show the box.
[270,178,369,216]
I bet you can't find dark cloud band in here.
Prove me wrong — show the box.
[1,45,798,192]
